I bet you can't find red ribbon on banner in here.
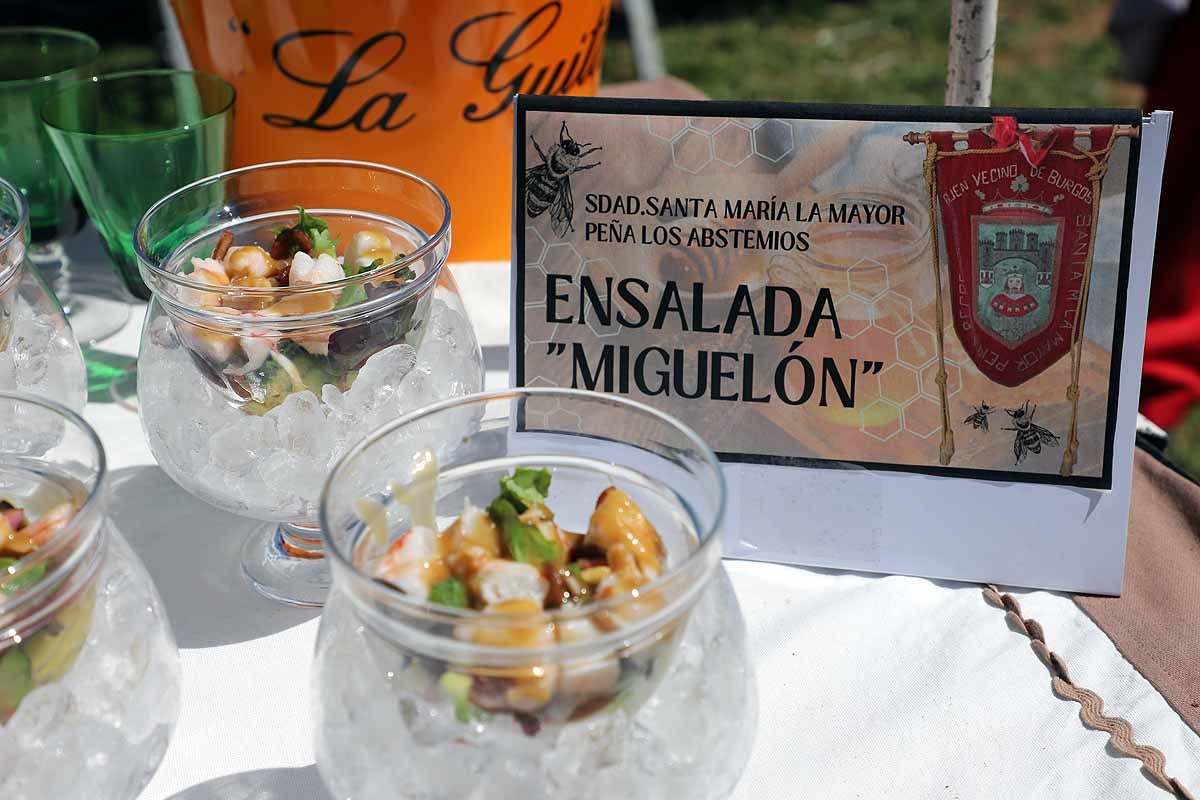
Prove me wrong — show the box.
[989,115,1058,167]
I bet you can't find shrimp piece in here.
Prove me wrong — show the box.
[585,487,664,579]
[187,325,239,364]
[266,291,338,316]
[2,502,75,555]
[182,257,230,308]
[237,336,273,373]
[225,245,280,280]
[345,230,395,272]
[592,542,663,632]
[273,248,341,349]
[461,598,557,712]
[444,504,501,583]
[373,525,448,598]
[227,275,278,312]
[288,327,337,357]
[473,560,548,607]
[556,617,620,696]
[447,504,502,556]
[1,508,25,530]
[289,252,345,290]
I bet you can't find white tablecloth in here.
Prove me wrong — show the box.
[78,262,1199,800]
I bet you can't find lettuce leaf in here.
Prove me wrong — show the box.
[428,577,468,608]
[499,467,552,513]
[487,498,560,565]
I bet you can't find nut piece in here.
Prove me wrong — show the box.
[270,227,313,260]
[212,230,234,261]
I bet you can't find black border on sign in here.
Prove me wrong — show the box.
[513,94,1144,490]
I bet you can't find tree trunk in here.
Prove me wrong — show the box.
[946,0,999,106]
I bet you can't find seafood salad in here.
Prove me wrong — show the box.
[176,207,422,414]
[0,498,92,723]
[368,467,671,735]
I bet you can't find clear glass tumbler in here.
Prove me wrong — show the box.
[315,388,756,799]
[0,176,86,411]
[0,392,180,798]
[134,160,484,607]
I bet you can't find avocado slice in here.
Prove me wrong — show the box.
[0,646,33,722]
[240,360,294,417]
[24,587,96,685]
[240,346,344,416]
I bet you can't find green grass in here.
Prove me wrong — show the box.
[603,0,1140,108]
[1168,407,1200,479]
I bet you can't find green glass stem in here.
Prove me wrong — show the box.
[26,242,72,305]
[41,69,235,301]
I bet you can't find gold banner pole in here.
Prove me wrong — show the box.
[1059,132,1122,475]
[903,127,1139,145]
[919,138,955,465]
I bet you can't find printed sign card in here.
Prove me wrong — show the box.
[512,96,1170,593]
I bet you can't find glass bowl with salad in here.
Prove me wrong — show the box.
[0,392,180,798]
[0,177,85,412]
[134,160,483,607]
[315,388,756,799]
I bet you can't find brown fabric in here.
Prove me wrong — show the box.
[1074,448,1200,736]
[988,585,1196,799]
[984,585,1190,796]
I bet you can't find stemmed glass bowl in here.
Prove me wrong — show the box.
[0,392,180,798]
[0,176,86,411]
[134,160,483,607]
[314,388,756,799]
[0,27,130,345]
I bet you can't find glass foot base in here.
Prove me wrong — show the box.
[107,365,139,412]
[240,522,330,608]
[63,291,130,346]
[29,244,132,346]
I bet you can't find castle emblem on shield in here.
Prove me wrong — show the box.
[972,202,1063,347]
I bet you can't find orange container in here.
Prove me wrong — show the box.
[168,0,611,262]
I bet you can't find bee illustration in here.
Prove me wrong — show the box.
[526,121,602,237]
[1002,400,1060,465]
[963,402,995,432]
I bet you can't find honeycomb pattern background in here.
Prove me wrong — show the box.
[523,227,579,360]
[831,256,962,442]
[647,116,797,172]
[522,375,585,433]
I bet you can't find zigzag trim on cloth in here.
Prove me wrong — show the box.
[982,585,1195,800]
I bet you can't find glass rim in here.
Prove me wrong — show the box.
[0,27,100,87]
[319,386,727,625]
[39,68,237,141]
[0,176,30,270]
[135,159,452,324]
[0,391,107,618]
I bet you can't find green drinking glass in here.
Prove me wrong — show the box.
[41,69,235,302]
[0,27,128,345]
